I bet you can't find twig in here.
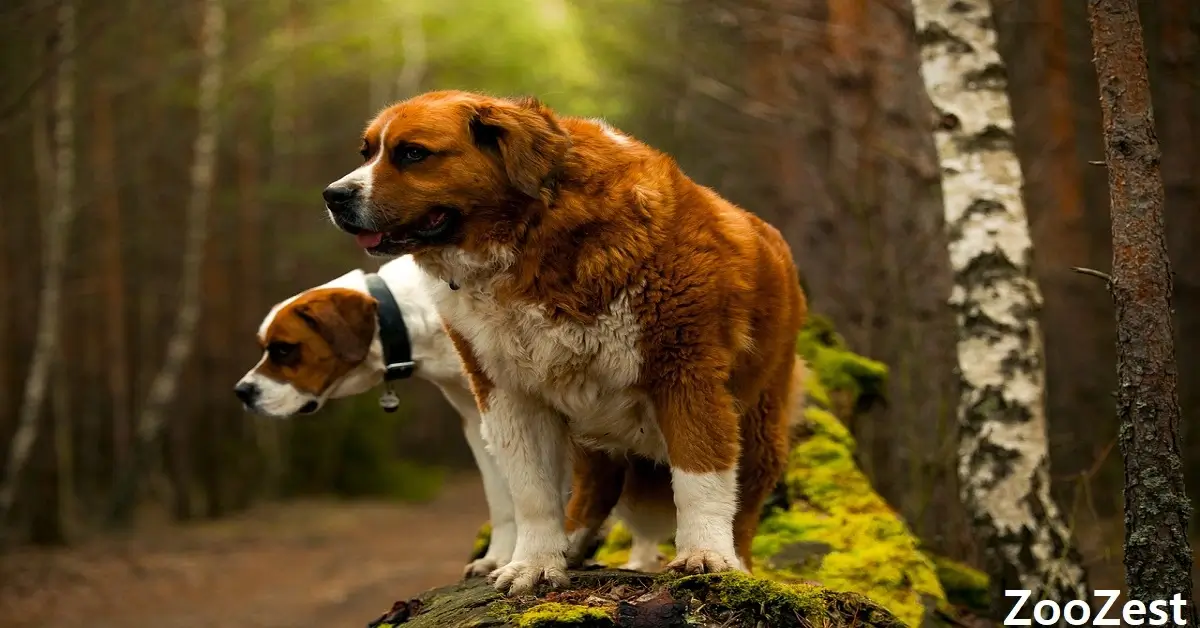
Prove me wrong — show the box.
[1088,160,1106,166]
[1070,266,1113,284]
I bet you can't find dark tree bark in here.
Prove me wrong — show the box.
[1087,0,1196,615]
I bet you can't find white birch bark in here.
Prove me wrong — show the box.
[0,0,77,523]
[133,0,225,446]
[910,0,1088,613]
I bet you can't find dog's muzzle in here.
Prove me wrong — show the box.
[323,183,360,219]
[234,381,259,408]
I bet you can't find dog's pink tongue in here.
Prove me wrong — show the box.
[354,232,383,248]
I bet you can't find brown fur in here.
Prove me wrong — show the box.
[444,322,494,413]
[343,91,807,572]
[254,288,378,394]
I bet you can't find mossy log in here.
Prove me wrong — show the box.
[367,569,904,628]
[416,318,988,627]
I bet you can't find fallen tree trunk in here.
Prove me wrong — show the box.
[367,569,903,628]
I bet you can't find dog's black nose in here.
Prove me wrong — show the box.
[234,381,259,405]
[322,183,357,210]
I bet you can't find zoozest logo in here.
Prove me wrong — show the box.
[1004,590,1190,626]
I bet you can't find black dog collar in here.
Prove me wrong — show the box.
[364,273,416,381]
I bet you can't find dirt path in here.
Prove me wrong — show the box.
[0,474,490,628]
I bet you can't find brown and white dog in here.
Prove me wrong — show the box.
[233,255,664,577]
[322,91,807,595]
[232,256,527,575]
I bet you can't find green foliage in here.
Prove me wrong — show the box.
[245,0,626,118]
[285,393,444,501]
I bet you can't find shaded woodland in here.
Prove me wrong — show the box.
[0,0,1198,605]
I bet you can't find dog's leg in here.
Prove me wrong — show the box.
[482,390,571,595]
[461,408,517,577]
[613,457,674,572]
[564,444,625,568]
[653,375,745,574]
[731,357,796,571]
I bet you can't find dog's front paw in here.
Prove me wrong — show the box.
[463,556,502,579]
[487,557,570,595]
[666,549,745,575]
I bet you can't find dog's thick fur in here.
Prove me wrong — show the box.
[323,91,808,595]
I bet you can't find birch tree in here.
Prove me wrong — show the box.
[110,0,225,521]
[1087,0,1195,616]
[910,0,1088,618]
[0,0,78,526]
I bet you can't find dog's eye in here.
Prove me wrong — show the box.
[395,145,431,166]
[359,141,371,161]
[267,341,299,364]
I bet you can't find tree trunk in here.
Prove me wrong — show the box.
[0,0,77,526]
[91,79,132,485]
[110,0,225,523]
[911,0,1088,619]
[1086,0,1196,616]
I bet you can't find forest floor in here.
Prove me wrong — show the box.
[0,473,489,628]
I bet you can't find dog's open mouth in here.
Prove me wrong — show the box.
[351,207,460,253]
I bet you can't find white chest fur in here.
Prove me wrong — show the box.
[434,281,666,460]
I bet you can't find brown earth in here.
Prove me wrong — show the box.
[0,474,489,628]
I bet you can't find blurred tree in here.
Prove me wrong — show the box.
[111,0,226,524]
[0,0,77,532]
[90,77,131,489]
[1087,0,1195,616]
[912,0,1088,619]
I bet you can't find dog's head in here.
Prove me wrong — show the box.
[322,90,571,261]
[235,287,381,418]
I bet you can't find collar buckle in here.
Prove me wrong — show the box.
[384,361,416,381]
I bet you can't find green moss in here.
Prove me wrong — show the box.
[752,400,944,626]
[667,572,902,627]
[592,521,632,567]
[929,554,990,613]
[796,315,888,413]
[804,406,856,451]
[670,572,824,617]
[751,318,943,627]
[516,602,613,627]
[472,522,492,561]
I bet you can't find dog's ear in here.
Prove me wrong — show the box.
[470,96,571,200]
[295,291,378,364]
